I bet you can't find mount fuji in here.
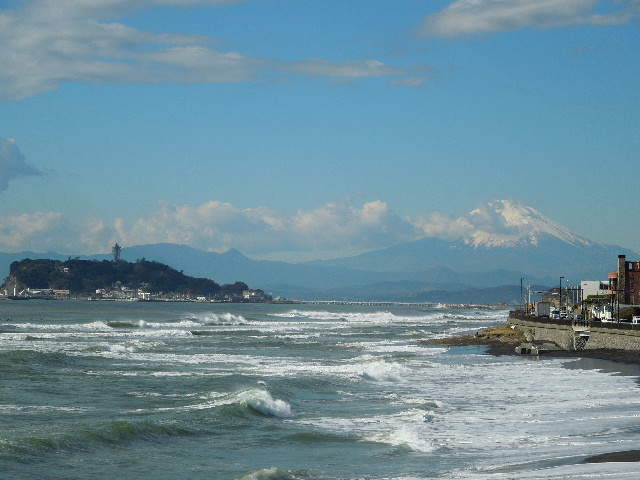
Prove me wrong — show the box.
[311,200,636,281]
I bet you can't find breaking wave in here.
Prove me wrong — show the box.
[235,389,294,418]
[274,308,507,327]
[235,468,307,480]
[359,360,409,383]
[185,312,250,326]
[107,320,147,328]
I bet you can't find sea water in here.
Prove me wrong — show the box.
[1,300,640,480]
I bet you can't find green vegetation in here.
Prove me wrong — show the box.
[478,324,527,343]
[619,306,640,320]
[3,258,242,297]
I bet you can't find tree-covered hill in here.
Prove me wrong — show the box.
[2,257,246,297]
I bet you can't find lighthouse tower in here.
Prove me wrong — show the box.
[112,243,121,262]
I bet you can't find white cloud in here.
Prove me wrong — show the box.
[0,212,67,251]
[114,199,422,255]
[289,200,419,250]
[0,138,44,191]
[0,0,422,101]
[413,211,480,241]
[0,197,584,258]
[419,0,639,38]
[389,77,435,89]
[284,59,411,79]
[0,199,425,256]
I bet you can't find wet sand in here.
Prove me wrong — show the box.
[584,450,640,463]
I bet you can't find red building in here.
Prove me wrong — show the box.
[609,255,640,305]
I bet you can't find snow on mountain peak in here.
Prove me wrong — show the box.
[463,200,593,248]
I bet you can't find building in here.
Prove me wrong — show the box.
[242,289,270,302]
[608,255,640,305]
[580,280,610,299]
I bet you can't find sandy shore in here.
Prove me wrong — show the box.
[421,325,640,463]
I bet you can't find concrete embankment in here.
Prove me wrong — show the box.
[508,312,640,352]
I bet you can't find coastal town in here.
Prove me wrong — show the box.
[524,254,640,323]
[494,254,640,362]
[1,284,273,303]
[418,253,640,364]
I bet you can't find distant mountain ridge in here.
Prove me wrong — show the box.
[311,200,635,279]
[0,200,635,302]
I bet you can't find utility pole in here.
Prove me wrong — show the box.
[520,278,524,313]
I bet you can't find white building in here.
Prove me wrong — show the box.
[580,280,610,299]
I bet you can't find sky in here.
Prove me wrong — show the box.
[0,0,639,261]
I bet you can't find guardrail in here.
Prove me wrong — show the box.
[509,311,640,331]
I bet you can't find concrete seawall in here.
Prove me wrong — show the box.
[508,312,640,352]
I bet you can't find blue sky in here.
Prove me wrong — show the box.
[0,0,638,260]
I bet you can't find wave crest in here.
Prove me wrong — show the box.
[235,468,302,480]
[360,361,408,382]
[236,389,294,418]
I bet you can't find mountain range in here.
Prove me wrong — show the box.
[0,200,635,303]
[313,200,629,278]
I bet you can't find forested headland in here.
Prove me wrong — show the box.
[1,258,255,300]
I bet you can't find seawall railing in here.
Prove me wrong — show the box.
[509,311,640,331]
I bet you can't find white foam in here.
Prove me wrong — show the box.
[127,387,294,416]
[106,343,136,354]
[360,361,409,383]
[298,407,438,454]
[12,320,113,332]
[366,425,436,453]
[448,461,640,480]
[236,389,294,418]
[273,309,444,325]
[185,311,250,325]
[235,468,286,480]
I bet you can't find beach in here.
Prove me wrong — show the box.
[422,323,640,465]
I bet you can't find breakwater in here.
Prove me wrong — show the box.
[508,312,640,351]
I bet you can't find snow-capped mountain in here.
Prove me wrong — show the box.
[463,200,597,249]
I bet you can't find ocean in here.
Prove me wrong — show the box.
[1,300,640,480]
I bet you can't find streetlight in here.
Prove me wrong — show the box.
[520,278,524,313]
[559,276,564,313]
